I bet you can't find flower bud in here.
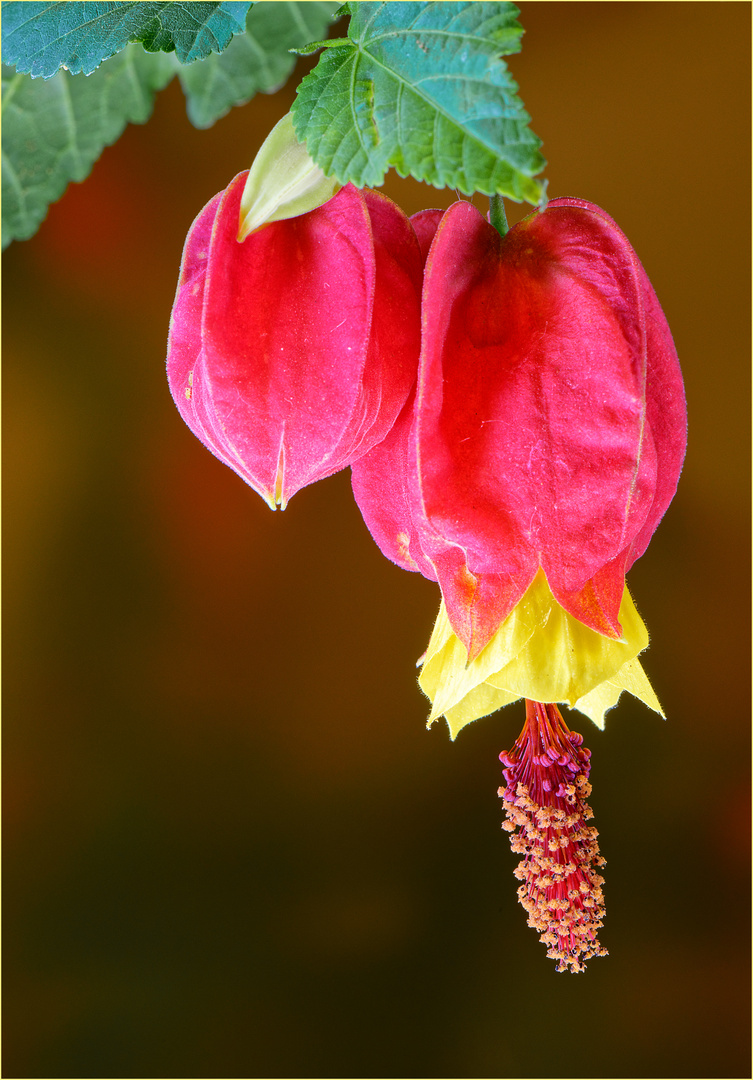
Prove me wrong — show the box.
[167,173,423,509]
[237,112,341,240]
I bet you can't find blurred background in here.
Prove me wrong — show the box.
[3,3,750,1077]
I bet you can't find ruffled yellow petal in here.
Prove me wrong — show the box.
[419,568,661,738]
[420,580,545,723]
[485,582,648,703]
[574,656,664,729]
[442,684,520,740]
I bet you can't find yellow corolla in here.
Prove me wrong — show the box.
[419,569,662,739]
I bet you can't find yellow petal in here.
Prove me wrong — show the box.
[238,112,341,240]
[419,569,658,736]
[485,582,648,704]
[419,578,546,723]
[440,683,520,740]
[574,656,664,729]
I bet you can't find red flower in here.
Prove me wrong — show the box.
[167,175,423,509]
[352,196,686,970]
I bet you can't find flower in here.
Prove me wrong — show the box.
[167,161,423,509]
[352,197,686,729]
[352,195,686,970]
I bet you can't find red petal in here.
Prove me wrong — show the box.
[625,248,687,567]
[410,208,444,267]
[415,199,668,636]
[551,550,628,639]
[351,390,437,580]
[166,190,225,458]
[543,198,686,572]
[334,189,423,466]
[355,197,685,655]
[429,552,531,660]
[202,177,375,504]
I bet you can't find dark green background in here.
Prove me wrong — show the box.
[4,3,750,1077]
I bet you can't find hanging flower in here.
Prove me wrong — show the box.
[167,117,423,509]
[352,196,686,968]
[352,196,686,730]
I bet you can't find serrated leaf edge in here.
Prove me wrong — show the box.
[297,29,543,195]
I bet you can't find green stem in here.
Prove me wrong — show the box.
[489,194,509,238]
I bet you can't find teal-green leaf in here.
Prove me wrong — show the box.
[291,1,545,202]
[178,1,340,129]
[1,45,176,247]
[1,1,252,77]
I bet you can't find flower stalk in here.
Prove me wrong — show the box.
[488,193,509,237]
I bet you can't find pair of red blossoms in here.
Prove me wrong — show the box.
[167,135,686,971]
[167,165,685,721]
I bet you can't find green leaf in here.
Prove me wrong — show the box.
[178,1,340,129]
[1,44,176,247]
[292,1,545,203]
[1,1,252,78]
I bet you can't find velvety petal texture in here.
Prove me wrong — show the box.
[353,197,686,662]
[350,207,444,578]
[167,174,423,508]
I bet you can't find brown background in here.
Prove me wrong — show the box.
[4,3,750,1077]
